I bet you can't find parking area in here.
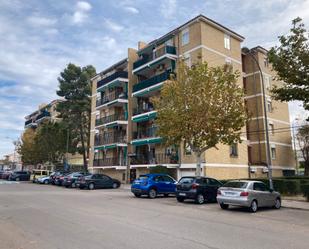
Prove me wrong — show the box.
[1,181,309,249]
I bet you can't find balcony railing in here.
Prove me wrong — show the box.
[133,70,172,93]
[97,71,128,89]
[133,126,158,140]
[93,158,126,167]
[133,45,176,70]
[96,91,127,107]
[133,104,155,116]
[95,131,126,146]
[95,113,126,126]
[25,119,35,126]
[130,153,179,165]
[36,111,51,121]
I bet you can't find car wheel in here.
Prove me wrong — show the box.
[134,193,141,198]
[274,198,281,209]
[112,182,118,189]
[88,183,95,190]
[195,194,205,204]
[44,179,49,184]
[148,188,157,199]
[250,200,258,213]
[177,197,185,202]
[220,203,229,210]
[15,177,20,181]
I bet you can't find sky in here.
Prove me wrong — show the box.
[0,0,308,158]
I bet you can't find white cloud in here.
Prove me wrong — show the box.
[104,19,124,32]
[124,6,139,14]
[72,1,92,24]
[76,1,92,11]
[160,0,177,19]
[27,16,57,27]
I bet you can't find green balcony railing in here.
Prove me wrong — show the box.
[93,157,126,167]
[130,153,179,165]
[133,70,172,93]
[133,45,176,70]
[95,131,126,146]
[95,113,126,126]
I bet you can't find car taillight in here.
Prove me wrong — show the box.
[240,191,249,197]
[217,190,222,195]
[192,183,199,189]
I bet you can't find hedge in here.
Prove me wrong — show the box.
[301,184,309,201]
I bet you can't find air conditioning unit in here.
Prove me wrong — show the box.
[250,167,257,173]
[262,167,269,173]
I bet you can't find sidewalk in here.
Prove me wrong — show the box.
[282,198,309,211]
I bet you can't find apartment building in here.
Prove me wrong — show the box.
[89,15,295,182]
[242,46,295,177]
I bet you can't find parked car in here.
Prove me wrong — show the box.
[76,174,120,190]
[8,171,31,181]
[49,171,65,185]
[36,175,51,184]
[131,174,177,198]
[176,176,222,204]
[31,169,52,182]
[62,172,90,188]
[54,172,70,186]
[1,171,12,180]
[217,180,281,212]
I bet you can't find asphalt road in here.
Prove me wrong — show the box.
[0,181,309,249]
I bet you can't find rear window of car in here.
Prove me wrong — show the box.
[223,181,248,188]
[179,177,195,184]
[138,175,149,180]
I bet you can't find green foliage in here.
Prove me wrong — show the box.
[153,61,247,175]
[18,128,41,165]
[268,17,309,110]
[296,124,309,176]
[56,63,96,172]
[301,184,309,201]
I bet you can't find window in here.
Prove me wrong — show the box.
[264,57,269,68]
[264,75,271,89]
[179,177,195,184]
[253,182,268,192]
[162,175,174,183]
[208,178,220,186]
[181,28,189,46]
[269,123,274,134]
[271,147,276,160]
[267,100,273,112]
[184,142,192,155]
[223,181,248,188]
[165,39,173,46]
[230,143,238,157]
[224,34,230,50]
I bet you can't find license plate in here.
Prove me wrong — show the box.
[224,191,237,196]
[179,193,186,196]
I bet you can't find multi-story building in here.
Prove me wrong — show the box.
[89,15,295,182]
[242,46,295,177]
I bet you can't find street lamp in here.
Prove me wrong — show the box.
[242,47,273,190]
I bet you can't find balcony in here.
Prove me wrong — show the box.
[96,91,128,109]
[130,153,179,165]
[133,46,177,72]
[93,157,126,167]
[24,119,37,128]
[95,113,127,127]
[97,71,128,90]
[133,70,173,96]
[95,131,127,147]
[133,126,158,140]
[35,111,51,122]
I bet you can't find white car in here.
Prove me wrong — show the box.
[36,176,50,184]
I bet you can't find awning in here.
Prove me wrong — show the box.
[133,84,163,97]
[131,137,162,146]
[94,144,117,150]
[132,112,157,123]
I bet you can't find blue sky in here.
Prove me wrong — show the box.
[0,0,308,158]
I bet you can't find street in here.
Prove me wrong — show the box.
[0,182,309,249]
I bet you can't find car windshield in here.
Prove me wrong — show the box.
[138,175,148,181]
[179,177,195,184]
[223,181,248,188]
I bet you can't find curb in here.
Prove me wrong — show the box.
[282,206,309,211]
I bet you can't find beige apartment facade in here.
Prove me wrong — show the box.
[89,15,295,182]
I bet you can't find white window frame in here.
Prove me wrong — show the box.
[267,99,273,112]
[224,34,231,50]
[271,147,276,160]
[181,28,189,46]
[230,143,238,157]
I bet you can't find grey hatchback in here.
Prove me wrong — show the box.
[217,180,281,212]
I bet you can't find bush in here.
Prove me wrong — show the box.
[301,184,309,201]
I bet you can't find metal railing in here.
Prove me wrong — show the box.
[133,103,155,116]
[133,45,176,69]
[95,113,126,126]
[130,153,179,165]
[93,157,126,167]
[95,131,126,146]
[96,90,127,107]
[97,71,128,89]
[133,126,158,139]
[35,111,51,121]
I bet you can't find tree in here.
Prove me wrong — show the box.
[56,63,96,172]
[297,124,309,176]
[268,17,309,111]
[35,121,67,165]
[18,128,41,166]
[153,61,247,176]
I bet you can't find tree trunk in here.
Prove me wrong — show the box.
[195,152,202,176]
[304,161,309,176]
[79,121,88,173]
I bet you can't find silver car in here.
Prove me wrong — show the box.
[217,180,281,212]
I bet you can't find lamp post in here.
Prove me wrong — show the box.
[242,47,273,190]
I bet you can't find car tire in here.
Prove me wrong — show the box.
[148,188,157,199]
[44,179,49,185]
[134,193,141,198]
[250,200,258,213]
[177,197,185,202]
[164,194,169,197]
[112,182,119,189]
[88,183,95,190]
[15,177,20,182]
[220,203,229,210]
[195,194,205,204]
[274,198,281,209]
